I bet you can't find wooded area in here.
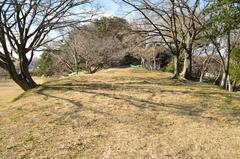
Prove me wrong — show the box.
[0,0,239,92]
[1,1,240,158]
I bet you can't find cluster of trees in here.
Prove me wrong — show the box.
[35,17,173,76]
[0,0,240,92]
[49,17,130,75]
[120,0,240,91]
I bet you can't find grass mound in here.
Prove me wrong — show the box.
[0,68,240,158]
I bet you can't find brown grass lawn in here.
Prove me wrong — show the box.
[0,79,23,107]
[0,77,50,107]
[0,68,240,159]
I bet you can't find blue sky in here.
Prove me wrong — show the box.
[98,0,121,17]
[96,0,133,19]
[31,0,125,58]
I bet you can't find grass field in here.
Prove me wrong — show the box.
[0,68,240,158]
[0,78,50,107]
[0,79,23,107]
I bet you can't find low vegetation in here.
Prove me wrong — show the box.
[0,68,240,158]
[0,1,240,158]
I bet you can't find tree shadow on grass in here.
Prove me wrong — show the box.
[33,82,207,119]
[36,86,83,108]
[13,76,240,123]
[13,85,83,109]
[194,90,240,118]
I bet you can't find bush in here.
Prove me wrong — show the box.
[165,61,175,73]
[34,52,54,76]
[230,47,240,82]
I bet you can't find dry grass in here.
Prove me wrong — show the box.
[0,77,50,107]
[0,68,240,158]
[0,79,23,107]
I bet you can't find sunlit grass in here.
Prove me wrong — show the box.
[0,68,240,158]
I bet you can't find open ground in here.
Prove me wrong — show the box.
[0,68,240,158]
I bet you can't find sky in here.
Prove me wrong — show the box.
[0,0,130,58]
[98,0,121,17]
[96,0,134,19]
[33,0,125,58]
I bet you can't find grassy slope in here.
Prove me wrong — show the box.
[0,78,50,107]
[0,68,240,158]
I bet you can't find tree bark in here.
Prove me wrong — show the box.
[4,51,38,91]
[7,63,37,91]
[227,75,233,92]
[172,55,180,79]
[199,72,204,83]
[233,80,237,92]
[221,71,227,88]
[221,32,231,89]
[181,51,192,79]
[214,68,222,85]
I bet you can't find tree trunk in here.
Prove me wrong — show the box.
[8,65,37,91]
[227,75,233,92]
[141,57,145,68]
[199,59,208,83]
[181,51,192,79]
[172,55,180,79]
[221,71,227,88]
[221,32,231,89]
[214,68,222,85]
[233,80,237,92]
[74,53,79,74]
[199,72,205,83]
[153,58,156,70]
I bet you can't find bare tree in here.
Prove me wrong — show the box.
[53,25,125,74]
[193,42,217,82]
[0,0,94,90]
[121,0,183,78]
[121,0,207,79]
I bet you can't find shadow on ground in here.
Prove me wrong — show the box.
[11,71,240,125]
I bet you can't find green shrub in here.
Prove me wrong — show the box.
[165,61,175,73]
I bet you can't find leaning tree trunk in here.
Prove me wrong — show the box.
[199,71,205,83]
[7,53,38,91]
[8,63,37,91]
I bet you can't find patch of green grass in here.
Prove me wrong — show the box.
[24,136,34,143]
[10,112,25,123]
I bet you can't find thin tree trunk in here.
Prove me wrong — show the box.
[214,68,222,85]
[221,71,227,88]
[233,80,237,92]
[153,58,156,70]
[227,75,233,92]
[199,72,205,83]
[221,32,231,89]
[73,52,79,74]
[172,55,180,79]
